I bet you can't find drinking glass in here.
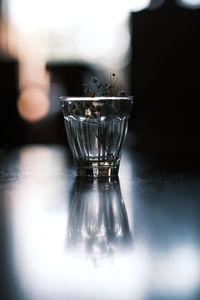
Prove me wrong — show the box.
[60,96,133,177]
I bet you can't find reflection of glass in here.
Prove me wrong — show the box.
[60,97,133,177]
[66,176,132,258]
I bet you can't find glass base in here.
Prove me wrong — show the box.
[76,160,120,177]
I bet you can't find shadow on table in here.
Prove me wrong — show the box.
[66,176,133,262]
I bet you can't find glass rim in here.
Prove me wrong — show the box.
[60,96,133,101]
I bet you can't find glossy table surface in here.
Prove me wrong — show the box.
[1,137,200,300]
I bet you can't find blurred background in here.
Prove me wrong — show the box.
[0,0,200,156]
[1,2,200,299]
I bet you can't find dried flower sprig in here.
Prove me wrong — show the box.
[83,73,127,97]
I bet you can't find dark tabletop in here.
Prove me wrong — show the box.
[1,136,200,300]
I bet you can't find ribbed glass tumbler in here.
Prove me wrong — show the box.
[60,96,133,177]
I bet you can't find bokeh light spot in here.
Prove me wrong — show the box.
[17,87,50,122]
